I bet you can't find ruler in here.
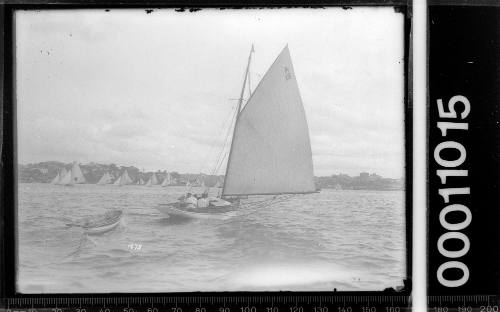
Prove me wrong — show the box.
[0,295,411,312]
[427,295,499,311]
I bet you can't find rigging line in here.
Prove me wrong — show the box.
[199,101,238,175]
[202,105,236,174]
[248,71,252,97]
[210,104,239,176]
[213,134,232,175]
[213,117,237,175]
[213,150,229,175]
[212,124,234,175]
[209,102,239,175]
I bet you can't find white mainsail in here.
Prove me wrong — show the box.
[146,173,158,186]
[71,162,86,184]
[52,168,68,185]
[97,173,106,185]
[222,46,315,196]
[161,172,172,187]
[60,162,86,185]
[114,170,133,186]
[151,173,158,185]
[59,170,72,185]
[97,172,112,185]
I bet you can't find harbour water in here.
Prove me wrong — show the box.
[17,183,406,293]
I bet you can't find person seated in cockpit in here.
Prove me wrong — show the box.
[180,192,197,208]
[197,193,210,208]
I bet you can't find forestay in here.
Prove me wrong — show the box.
[222,46,315,196]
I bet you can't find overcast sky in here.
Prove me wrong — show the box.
[16,8,405,178]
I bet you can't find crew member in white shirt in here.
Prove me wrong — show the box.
[197,193,210,208]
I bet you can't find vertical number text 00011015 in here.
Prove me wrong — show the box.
[433,95,471,288]
[428,5,500,298]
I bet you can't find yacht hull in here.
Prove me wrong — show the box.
[157,203,237,220]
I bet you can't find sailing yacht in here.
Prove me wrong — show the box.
[114,169,133,186]
[145,173,159,187]
[97,172,113,185]
[158,45,316,219]
[60,162,86,186]
[51,167,68,185]
[161,172,173,187]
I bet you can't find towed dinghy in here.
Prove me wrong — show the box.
[67,210,123,235]
[83,210,122,235]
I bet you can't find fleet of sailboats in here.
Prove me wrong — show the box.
[49,165,214,187]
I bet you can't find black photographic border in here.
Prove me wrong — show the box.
[0,0,413,303]
[427,1,500,298]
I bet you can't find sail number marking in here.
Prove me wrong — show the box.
[433,95,471,287]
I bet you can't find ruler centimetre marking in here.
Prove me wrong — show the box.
[0,295,414,312]
[2,295,499,311]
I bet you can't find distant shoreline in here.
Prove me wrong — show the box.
[18,161,404,191]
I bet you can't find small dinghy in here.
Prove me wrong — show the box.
[67,210,123,235]
[157,202,237,220]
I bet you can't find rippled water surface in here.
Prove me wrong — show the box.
[17,183,406,293]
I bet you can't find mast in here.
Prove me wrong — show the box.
[237,44,254,114]
[222,44,254,197]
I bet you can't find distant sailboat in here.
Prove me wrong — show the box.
[114,170,133,186]
[60,162,86,186]
[145,173,159,187]
[97,172,113,185]
[51,167,68,185]
[159,45,316,218]
[161,172,173,187]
